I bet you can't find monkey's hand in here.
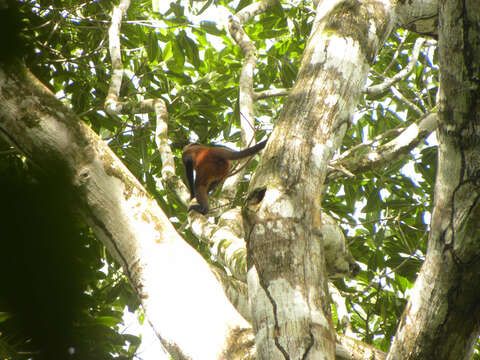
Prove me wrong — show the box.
[188,204,208,215]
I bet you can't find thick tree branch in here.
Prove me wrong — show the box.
[189,207,248,283]
[0,64,250,360]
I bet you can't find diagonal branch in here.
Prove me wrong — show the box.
[327,112,437,182]
[365,37,426,96]
[0,64,250,358]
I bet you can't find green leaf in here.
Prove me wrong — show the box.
[163,41,174,62]
[97,316,121,327]
[200,20,225,36]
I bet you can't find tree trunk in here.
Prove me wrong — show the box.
[243,1,396,358]
[386,0,480,359]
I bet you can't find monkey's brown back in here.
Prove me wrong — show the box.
[194,148,231,186]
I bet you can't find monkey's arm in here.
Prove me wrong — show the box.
[189,184,209,215]
[182,153,195,199]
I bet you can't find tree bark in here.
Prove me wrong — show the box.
[243,1,396,358]
[386,0,480,359]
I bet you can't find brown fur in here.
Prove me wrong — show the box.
[182,140,267,214]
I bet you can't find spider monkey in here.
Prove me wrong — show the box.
[182,140,267,215]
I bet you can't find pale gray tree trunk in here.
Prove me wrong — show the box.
[243,1,396,358]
